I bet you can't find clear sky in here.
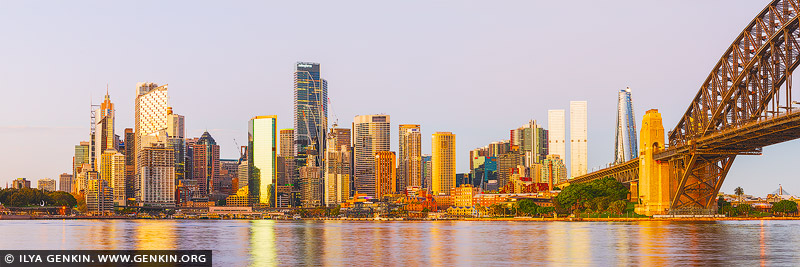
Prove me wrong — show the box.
[0,0,793,197]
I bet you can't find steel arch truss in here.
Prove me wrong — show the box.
[666,0,800,211]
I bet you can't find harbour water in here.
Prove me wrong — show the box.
[2,219,799,266]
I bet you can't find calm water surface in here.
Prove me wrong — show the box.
[1,219,799,266]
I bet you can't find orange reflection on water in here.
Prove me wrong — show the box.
[637,221,670,266]
[249,220,277,266]
[760,220,766,267]
[134,220,176,250]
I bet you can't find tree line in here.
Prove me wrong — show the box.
[0,188,77,207]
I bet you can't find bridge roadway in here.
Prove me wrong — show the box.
[557,108,800,188]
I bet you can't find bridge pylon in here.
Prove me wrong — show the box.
[634,109,674,216]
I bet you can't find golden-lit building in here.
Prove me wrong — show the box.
[399,124,422,190]
[226,186,251,207]
[86,178,113,215]
[451,184,478,207]
[374,151,396,198]
[94,92,115,171]
[100,149,126,206]
[432,132,456,195]
[300,166,322,208]
[325,129,351,206]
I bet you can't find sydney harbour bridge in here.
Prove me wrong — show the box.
[560,0,800,215]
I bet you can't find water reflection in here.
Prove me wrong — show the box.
[3,220,800,265]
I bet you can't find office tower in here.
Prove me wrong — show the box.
[421,155,432,190]
[167,108,186,180]
[541,154,568,187]
[135,82,173,206]
[325,129,351,206]
[614,87,638,164]
[548,110,566,159]
[353,115,391,198]
[278,129,297,189]
[497,152,523,187]
[124,128,135,201]
[73,141,90,183]
[511,120,549,166]
[91,92,116,172]
[249,116,277,207]
[300,165,322,208]
[294,62,328,169]
[238,146,249,189]
[137,142,175,207]
[86,178,113,215]
[333,128,351,149]
[100,149,126,206]
[432,132,456,195]
[37,178,56,191]
[374,151,396,198]
[279,129,295,157]
[570,101,588,177]
[191,131,220,199]
[398,124,422,191]
[59,173,73,192]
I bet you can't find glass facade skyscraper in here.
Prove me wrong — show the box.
[294,62,328,169]
[249,116,277,207]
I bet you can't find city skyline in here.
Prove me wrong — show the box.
[1,1,795,197]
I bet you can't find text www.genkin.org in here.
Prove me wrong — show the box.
[2,250,211,266]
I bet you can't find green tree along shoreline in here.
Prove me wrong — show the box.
[554,177,630,215]
[0,188,77,207]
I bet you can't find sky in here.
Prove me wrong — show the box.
[0,0,794,197]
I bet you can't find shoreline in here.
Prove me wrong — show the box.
[4,215,800,222]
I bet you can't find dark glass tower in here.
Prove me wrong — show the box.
[294,62,328,170]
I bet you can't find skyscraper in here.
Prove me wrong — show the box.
[300,166,322,208]
[353,115,391,198]
[570,101,588,177]
[294,62,328,169]
[93,92,115,171]
[59,173,73,192]
[374,151,396,198]
[167,108,186,181]
[432,132,455,196]
[248,116,277,207]
[541,154,568,187]
[124,128,135,202]
[100,149,126,206]
[279,129,295,157]
[511,120,548,167]
[421,154,432,190]
[134,82,174,207]
[324,128,351,206]
[398,124,422,190]
[192,131,220,199]
[547,110,566,159]
[614,87,638,164]
[73,141,90,185]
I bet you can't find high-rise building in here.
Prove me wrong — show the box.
[294,62,328,169]
[300,166,322,208]
[333,128,351,149]
[59,173,73,192]
[12,178,31,189]
[134,82,173,206]
[192,131,220,199]
[73,141,90,183]
[353,115,391,198]
[124,128,135,202]
[614,87,638,164]
[548,110,566,159]
[37,178,56,192]
[167,108,186,181]
[374,151,396,198]
[100,149,126,206]
[137,142,175,207]
[279,129,295,157]
[86,178,113,215]
[497,152,523,188]
[324,129,351,206]
[421,155,432,190]
[220,159,239,195]
[249,116,277,207]
[398,124,422,190]
[511,120,548,167]
[93,92,115,172]
[541,154,568,187]
[432,132,456,196]
[570,101,588,177]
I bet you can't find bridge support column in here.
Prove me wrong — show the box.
[635,110,673,216]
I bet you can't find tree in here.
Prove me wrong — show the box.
[772,200,798,215]
[717,196,731,214]
[554,177,629,214]
[48,191,77,207]
[736,204,752,216]
[609,200,626,215]
[734,187,744,202]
